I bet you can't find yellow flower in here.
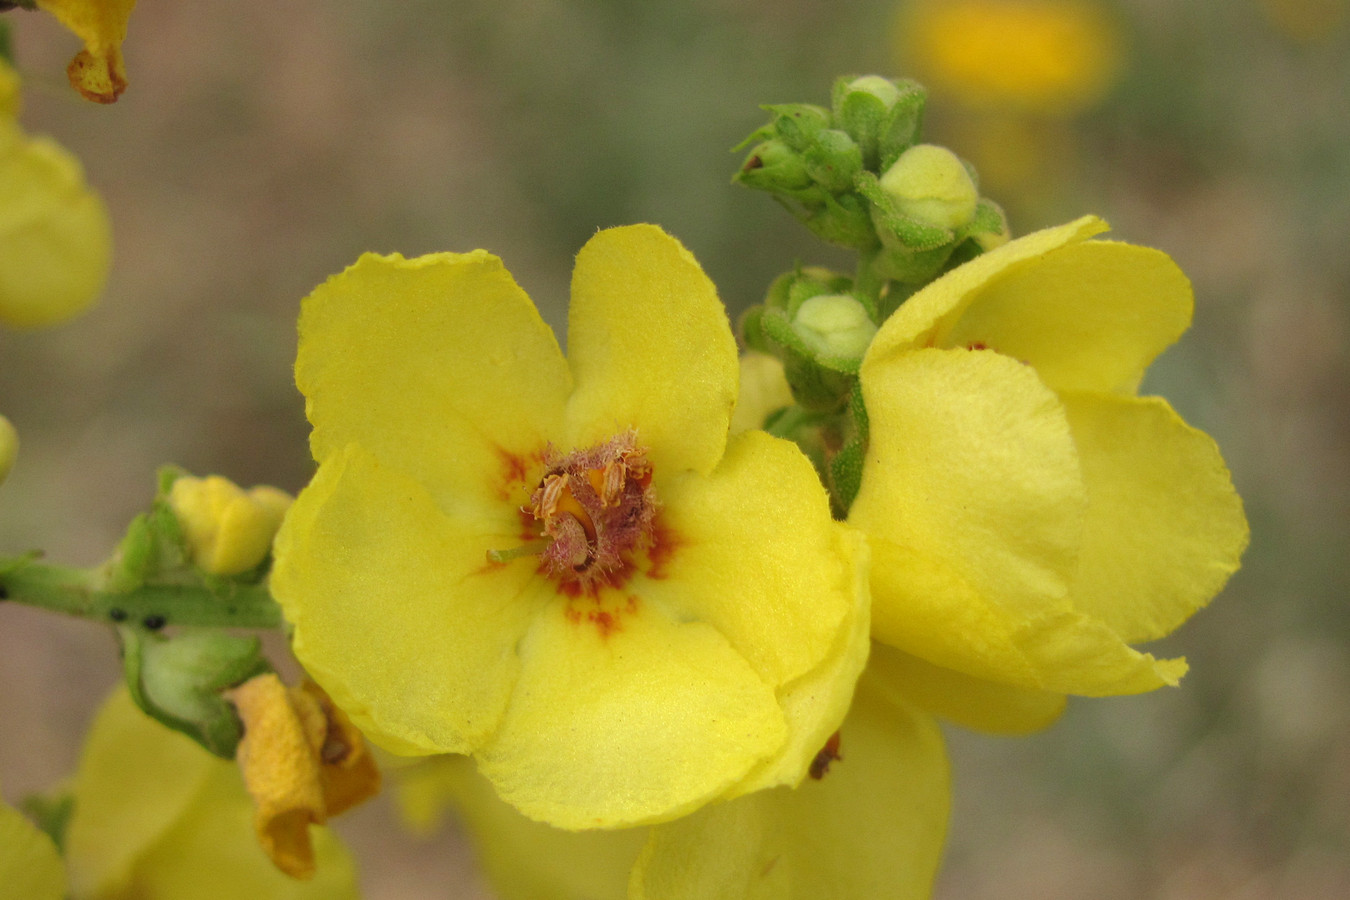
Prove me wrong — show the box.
[393,666,948,900]
[272,224,870,829]
[0,785,66,900]
[848,216,1248,725]
[61,688,359,899]
[896,0,1121,115]
[34,0,138,103]
[228,673,381,879]
[168,474,293,576]
[0,61,112,329]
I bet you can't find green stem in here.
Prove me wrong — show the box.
[853,246,887,322]
[0,558,282,630]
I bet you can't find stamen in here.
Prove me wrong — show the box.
[486,539,550,565]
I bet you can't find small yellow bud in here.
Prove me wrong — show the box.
[0,414,16,484]
[168,475,293,576]
[879,143,979,231]
[846,74,903,109]
[792,293,878,361]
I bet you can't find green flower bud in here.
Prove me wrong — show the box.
[802,129,863,193]
[736,139,815,196]
[879,144,979,231]
[791,293,878,362]
[763,103,832,152]
[0,414,16,484]
[832,75,927,170]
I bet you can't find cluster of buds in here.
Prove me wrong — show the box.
[735,76,1009,284]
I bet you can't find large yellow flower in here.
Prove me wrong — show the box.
[59,689,358,899]
[272,224,870,829]
[849,216,1248,726]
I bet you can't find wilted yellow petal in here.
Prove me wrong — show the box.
[0,794,66,900]
[297,249,571,514]
[564,225,737,479]
[867,640,1065,735]
[36,0,137,103]
[1063,393,1249,643]
[0,123,111,329]
[632,676,948,900]
[271,442,542,756]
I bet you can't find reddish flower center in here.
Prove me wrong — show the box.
[526,430,657,590]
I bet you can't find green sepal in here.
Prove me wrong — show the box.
[799,190,878,250]
[735,139,822,201]
[856,171,954,251]
[759,309,857,413]
[119,626,271,759]
[802,129,863,193]
[104,467,194,593]
[763,103,833,152]
[831,76,927,171]
[876,80,928,172]
[19,788,76,854]
[828,381,871,517]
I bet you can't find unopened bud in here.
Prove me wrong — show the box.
[168,475,292,576]
[791,293,878,362]
[737,139,814,194]
[879,144,978,231]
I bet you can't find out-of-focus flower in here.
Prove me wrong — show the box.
[33,0,137,103]
[0,785,65,900]
[847,216,1248,723]
[168,474,293,576]
[0,61,111,329]
[0,413,16,483]
[895,0,1121,115]
[393,668,948,900]
[62,688,359,899]
[228,674,380,880]
[272,224,870,829]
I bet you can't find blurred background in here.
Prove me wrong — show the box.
[1,0,1346,896]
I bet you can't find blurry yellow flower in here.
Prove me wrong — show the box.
[228,674,380,879]
[393,668,948,900]
[0,785,66,900]
[34,0,137,103]
[0,61,112,329]
[168,474,293,576]
[272,224,870,829]
[63,688,359,899]
[849,216,1248,724]
[896,0,1121,115]
[0,413,16,483]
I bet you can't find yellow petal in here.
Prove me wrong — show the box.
[939,240,1193,395]
[867,640,1065,735]
[296,249,570,514]
[867,215,1107,360]
[36,0,136,103]
[631,676,949,900]
[0,797,66,900]
[868,534,1186,696]
[396,755,644,900]
[730,352,793,435]
[1063,393,1249,643]
[476,595,787,829]
[564,225,737,479]
[0,123,111,328]
[853,348,1085,618]
[65,689,217,898]
[0,413,16,483]
[168,475,292,576]
[271,442,543,756]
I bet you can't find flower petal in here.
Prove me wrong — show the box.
[630,677,949,900]
[271,443,545,757]
[476,597,788,829]
[564,225,738,479]
[730,352,793,435]
[868,536,1187,695]
[0,798,65,900]
[867,640,1065,735]
[1063,393,1249,643]
[867,215,1106,359]
[853,348,1085,617]
[36,0,136,103]
[297,250,570,514]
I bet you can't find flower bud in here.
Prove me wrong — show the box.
[803,129,864,193]
[878,143,979,231]
[832,75,928,169]
[791,293,878,362]
[736,139,814,195]
[168,475,293,576]
[0,414,16,484]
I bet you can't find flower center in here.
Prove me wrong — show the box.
[525,430,657,590]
